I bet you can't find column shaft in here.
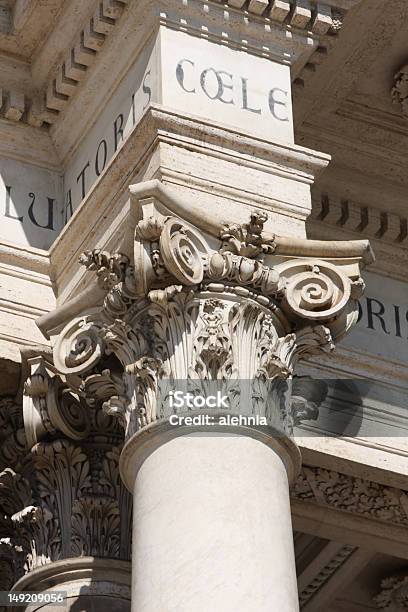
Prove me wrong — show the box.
[131,434,299,612]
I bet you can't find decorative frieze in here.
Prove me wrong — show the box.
[292,465,408,526]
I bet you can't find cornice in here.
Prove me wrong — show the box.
[29,0,130,128]
[0,0,361,134]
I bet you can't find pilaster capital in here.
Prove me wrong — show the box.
[0,355,132,589]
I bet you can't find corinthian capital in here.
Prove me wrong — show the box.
[37,181,373,466]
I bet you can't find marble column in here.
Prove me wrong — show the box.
[127,434,299,612]
[36,183,372,611]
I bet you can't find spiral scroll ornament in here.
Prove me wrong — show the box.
[159,218,209,285]
[53,318,105,376]
[23,360,91,445]
[48,378,90,440]
[278,260,351,321]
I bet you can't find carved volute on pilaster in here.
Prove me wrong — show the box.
[33,181,373,490]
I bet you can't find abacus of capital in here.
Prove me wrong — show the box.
[0,180,373,611]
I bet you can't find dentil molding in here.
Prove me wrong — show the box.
[1,0,363,128]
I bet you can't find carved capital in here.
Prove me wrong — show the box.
[36,184,371,453]
[0,406,132,579]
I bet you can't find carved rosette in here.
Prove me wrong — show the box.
[45,201,368,444]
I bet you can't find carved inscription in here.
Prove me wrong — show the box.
[176,59,289,121]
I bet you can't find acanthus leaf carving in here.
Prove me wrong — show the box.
[292,466,408,526]
[79,250,131,291]
[126,357,164,429]
[220,210,276,259]
[0,405,133,576]
[375,574,408,610]
[0,538,24,591]
[0,397,26,472]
